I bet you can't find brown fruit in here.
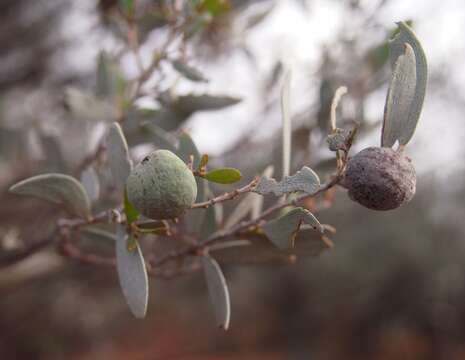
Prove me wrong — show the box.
[344,146,416,211]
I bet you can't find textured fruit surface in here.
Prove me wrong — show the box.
[126,150,197,219]
[344,146,416,211]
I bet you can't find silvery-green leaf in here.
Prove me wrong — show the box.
[262,207,321,249]
[177,131,201,168]
[329,86,347,131]
[202,255,231,330]
[172,60,208,83]
[253,166,320,196]
[160,92,241,116]
[200,204,218,239]
[210,232,331,265]
[250,165,274,219]
[40,134,66,172]
[64,87,115,122]
[80,166,100,202]
[115,224,148,319]
[96,51,126,99]
[382,21,428,147]
[9,173,91,219]
[281,70,292,178]
[140,122,177,152]
[107,122,132,191]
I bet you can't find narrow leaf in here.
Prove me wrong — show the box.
[80,166,100,202]
[262,207,321,249]
[9,173,91,219]
[64,87,115,122]
[115,224,148,319]
[202,255,231,330]
[131,121,177,152]
[253,166,320,196]
[81,227,115,243]
[200,204,218,239]
[177,131,201,168]
[107,122,132,191]
[281,70,292,178]
[96,51,126,99]
[124,189,139,225]
[382,21,428,147]
[161,92,241,116]
[172,60,208,82]
[211,232,332,265]
[204,168,242,184]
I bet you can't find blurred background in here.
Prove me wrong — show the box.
[1,0,465,359]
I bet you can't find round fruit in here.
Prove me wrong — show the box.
[126,150,197,219]
[344,146,416,211]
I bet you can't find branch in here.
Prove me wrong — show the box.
[150,170,344,268]
[0,230,56,269]
[190,178,259,209]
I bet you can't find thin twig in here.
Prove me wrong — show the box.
[190,178,259,209]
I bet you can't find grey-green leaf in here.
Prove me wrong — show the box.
[262,207,321,249]
[202,255,231,330]
[253,166,320,196]
[177,131,201,168]
[172,60,208,82]
[204,168,242,184]
[160,92,241,116]
[9,173,91,219]
[64,87,115,122]
[115,224,148,319]
[80,166,100,202]
[107,122,132,191]
[382,21,428,147]
[210,232,332,265]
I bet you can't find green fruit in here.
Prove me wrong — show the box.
[126,150,197,220]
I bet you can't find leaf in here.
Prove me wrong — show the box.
[64,87,115,122]
[244,3,275,30]
[96,51,126,99]
[329,86,347,131]
[81,227,116,243]
[382,21,428,147]
[115,224,148,319]
[202,255,231,330]
[261,207,322,249]
[107,122,132,191]
[253,166,320,196]
[177,131,201,168]
[210,231,331,265]
[172,60,208,82]
[204,168,242,184]
[160,92,241,116]
[281,70,292,178]
[139,122,178,152]
[200,203,219,239]
[80,166,100,202]
[9,173,91,219]
[124,189,139,225]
